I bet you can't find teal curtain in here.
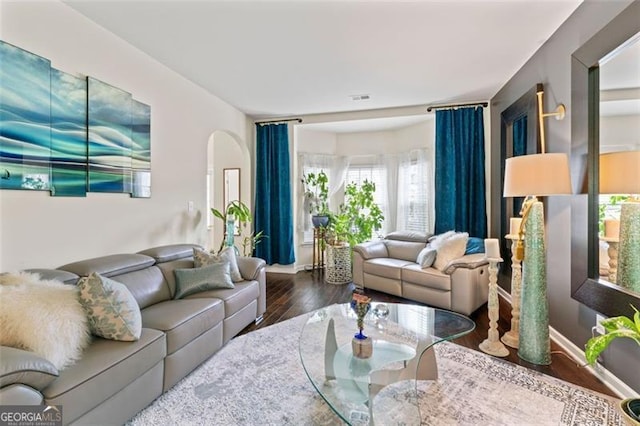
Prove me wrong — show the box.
[254,123,295,265]
[434,107,487,238]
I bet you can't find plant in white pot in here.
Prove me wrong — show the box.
[585,306,640,424]
[302,170,330,228]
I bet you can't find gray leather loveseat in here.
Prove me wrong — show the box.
[353,231,489,315]
[0,244,266,425]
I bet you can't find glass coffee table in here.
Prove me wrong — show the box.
[299,303,475,425]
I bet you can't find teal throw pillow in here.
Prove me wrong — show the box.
[416,246,437,269]
[77,272,142,341]
[174,262,235,299]
[465,237,485,255]
[193,247,243,282]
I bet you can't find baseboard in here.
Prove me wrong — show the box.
[497,287,635,399]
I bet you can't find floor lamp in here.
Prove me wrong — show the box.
[503,153,572,365]
[600,151,640,292]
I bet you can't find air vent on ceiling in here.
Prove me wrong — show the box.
[350,94,371,101]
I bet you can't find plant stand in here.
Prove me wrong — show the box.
[325,245,352,285]
[311,227,325,273]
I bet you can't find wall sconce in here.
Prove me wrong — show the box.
[600,150,640,292]
[502,87,572,365]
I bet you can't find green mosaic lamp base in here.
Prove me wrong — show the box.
[618,202,640,293]
[518,201,551,365]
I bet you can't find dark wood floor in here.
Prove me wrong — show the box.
[239,270,617,398]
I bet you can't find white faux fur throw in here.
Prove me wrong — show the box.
[0,272,91,370]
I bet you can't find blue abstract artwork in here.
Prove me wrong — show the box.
[131,100,151,198]
[87,77,132,194]
[50,69,87,196]
[0,39,151,198]
[0,41,52,190]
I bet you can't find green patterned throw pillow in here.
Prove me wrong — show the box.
[193,247,243,282]
[77,272,142,341]
[173,262,235,299]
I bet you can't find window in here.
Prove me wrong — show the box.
[346,164,387,238]
[397,160,429,233]
[301,164,325,243]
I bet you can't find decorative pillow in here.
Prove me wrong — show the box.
[174,262,234,299]
[0,272,90,370]
[193,247,242,282]
[416,246,437,269]
[465,237,485,255]
[433,232,469,271]
[428,230,457,245]
[77,272,142,342]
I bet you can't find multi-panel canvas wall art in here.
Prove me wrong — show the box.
[131,100,151,198]
[51,69,87,197]
[0,42,52,191]
[0,40,151,198]
[87,77,133,194]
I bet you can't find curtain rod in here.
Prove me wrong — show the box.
[426,101,488,112]
[255,117,303,126]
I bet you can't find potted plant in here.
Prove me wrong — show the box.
[302,171,330,228]
[324,179,384,285]
[327,180,384,248]
[585,306,640,424]
[211,200,254,254]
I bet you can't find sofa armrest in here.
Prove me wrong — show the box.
[443,253,489,275]
[352,241,388,260]
[237,256,266,281]
[237,257,267,318]
[0,346,58,391]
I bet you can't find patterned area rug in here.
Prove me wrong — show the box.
[128,311,623,426]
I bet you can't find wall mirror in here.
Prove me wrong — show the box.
[223,168,241,234]
[571,2,640,317]
[499,84,540,282]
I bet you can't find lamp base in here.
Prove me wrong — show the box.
[479,339,509,357]
[517,201,551,366]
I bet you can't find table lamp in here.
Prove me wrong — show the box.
[503,152,572,365]
[600,151,640,292]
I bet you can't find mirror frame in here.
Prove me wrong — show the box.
[499,84,541,278]
[570,1,640,318]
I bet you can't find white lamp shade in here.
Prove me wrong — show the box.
[503,153,573,197]
[599,151,640,195]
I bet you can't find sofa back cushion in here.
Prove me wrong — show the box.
[385,231,432,243]
[110,266,170,309]
[384,240,426,262]
[58,254,170,309]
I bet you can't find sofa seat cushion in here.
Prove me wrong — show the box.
[402,264,452,292]
[364,258,413,280]
[185,281,258,319]
[141,299,224,355]
[42,328,165,423]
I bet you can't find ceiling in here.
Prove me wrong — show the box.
[65,0,584,127]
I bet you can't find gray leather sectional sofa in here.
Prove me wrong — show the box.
[0,244,266,425]
[353,232,489,315]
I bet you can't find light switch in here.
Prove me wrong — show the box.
[188,201,194,212]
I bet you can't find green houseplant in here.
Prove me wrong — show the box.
[585,306,640,423]
[211,200,265,256]
[302,171,330,228]
[327,179,384,248]
[585,305,640,365]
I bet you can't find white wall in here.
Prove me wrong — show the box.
[600,114,640,152]
[0,1,249,271]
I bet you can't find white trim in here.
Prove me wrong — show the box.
[497,287,635,399]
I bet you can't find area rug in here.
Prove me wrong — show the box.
[128,310,623,426]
